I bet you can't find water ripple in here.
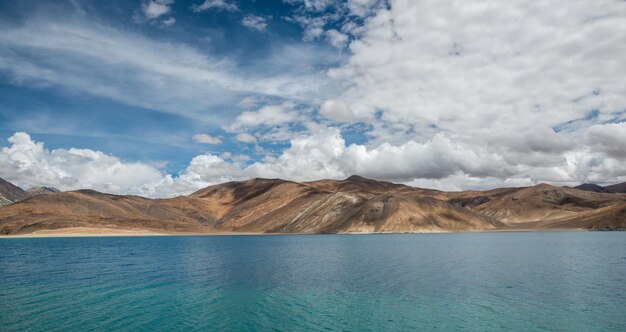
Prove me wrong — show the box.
[1,233,625,331]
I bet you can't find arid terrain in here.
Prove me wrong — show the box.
[0,176,624,236]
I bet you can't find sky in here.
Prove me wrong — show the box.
[1,0,625,197]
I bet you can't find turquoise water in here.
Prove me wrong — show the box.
[1,233,625,331]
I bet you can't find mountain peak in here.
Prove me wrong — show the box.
[0,177,30,207]
[344,175,369,181]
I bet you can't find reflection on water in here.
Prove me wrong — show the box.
[1,232,625,331]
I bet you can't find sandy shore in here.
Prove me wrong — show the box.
[0,226,596,238]
[0,227,256,238]
[0,227,174,238]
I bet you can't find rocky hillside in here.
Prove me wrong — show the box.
[0,176,624,235]
[0,177,60,207]
[575,182,626,193]
[447,184,626,229]
[0,178,30,207]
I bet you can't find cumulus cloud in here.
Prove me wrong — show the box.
[191,0,238,12]
[235,133,257,143]
[226,102,297,132]
[0,132,164,196]
[329,0,626,136]
[325,29,349,48]
[319,99,355,122]
[2,126,626,199]
[142,0,173,19]
[241,15,268,31]
[587,122,626,158]
[192,133,222,145]
[319,0,626,185]
[2,0,626,194]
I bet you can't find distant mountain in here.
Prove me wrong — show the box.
[0,176,625,235]
[0,178,60,207]
[604,182,626,193]
[575,182,626,194]
[0,178,30,207]
[26,186,60,197]
[574,183,608,193]
[451,183,626,230]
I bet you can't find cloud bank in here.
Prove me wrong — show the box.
[1,0,625,196]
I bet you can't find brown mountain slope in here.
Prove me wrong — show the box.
[0,177,624,235]
[605,182,626,193]
[26,186,60,197]
[190,177,502,233]
[0,190,219,235]
[574,183,608,193]
[0,177,30,207]
[574,182,626,193]
[447,183,626,227]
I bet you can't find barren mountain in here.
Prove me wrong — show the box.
[0,178,30,207]
[575,182,626,193]
[0,177,624,235]
[447,184,626,229]
[26,186,60,197]
[604,182,626,193]
[0,190,219,235]
[191,177,501,233]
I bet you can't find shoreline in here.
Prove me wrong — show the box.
[0,226,604,238]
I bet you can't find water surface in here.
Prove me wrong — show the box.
[1,232,625,331]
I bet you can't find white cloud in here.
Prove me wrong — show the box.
[319,0,626,185]
[241,15,268,31]
[0,20,333,122]
[2,128,625,199]
[191,0,238,12]
[347,0,382,17]
[192,133,222,144]
[226,102,297,131]
[235,133,257,143]
[325,29,349,48]
[587,122,626,158]
[162,17,176,26]
[320,99,355,122]
[142,0,174,19]
[2,0,626,194]
[329,0,626,136]
[286,0,380,46]
[0,132,165,196]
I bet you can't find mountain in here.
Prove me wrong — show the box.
[0,178,30,207]
[26,186,60,197]
[574,183,607,193]
[0,177,625,235]
[0,177,60,207]
[575,182,626,193]
[190,177,502,233]
[0,190,219,235]
[604,182,626,194]
[448,184,626,230]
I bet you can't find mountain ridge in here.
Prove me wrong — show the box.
[575,182,626,193]
[1,176,624,235]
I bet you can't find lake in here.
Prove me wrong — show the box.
[1,232,625,331]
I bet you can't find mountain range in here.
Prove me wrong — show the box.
[574,182,626,194]
[0,176,624,235]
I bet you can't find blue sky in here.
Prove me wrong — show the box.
[1,0,625,197]
[0,0,354,173]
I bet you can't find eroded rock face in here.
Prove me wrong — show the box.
[0,176,625,235]
[0,178,30,207]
